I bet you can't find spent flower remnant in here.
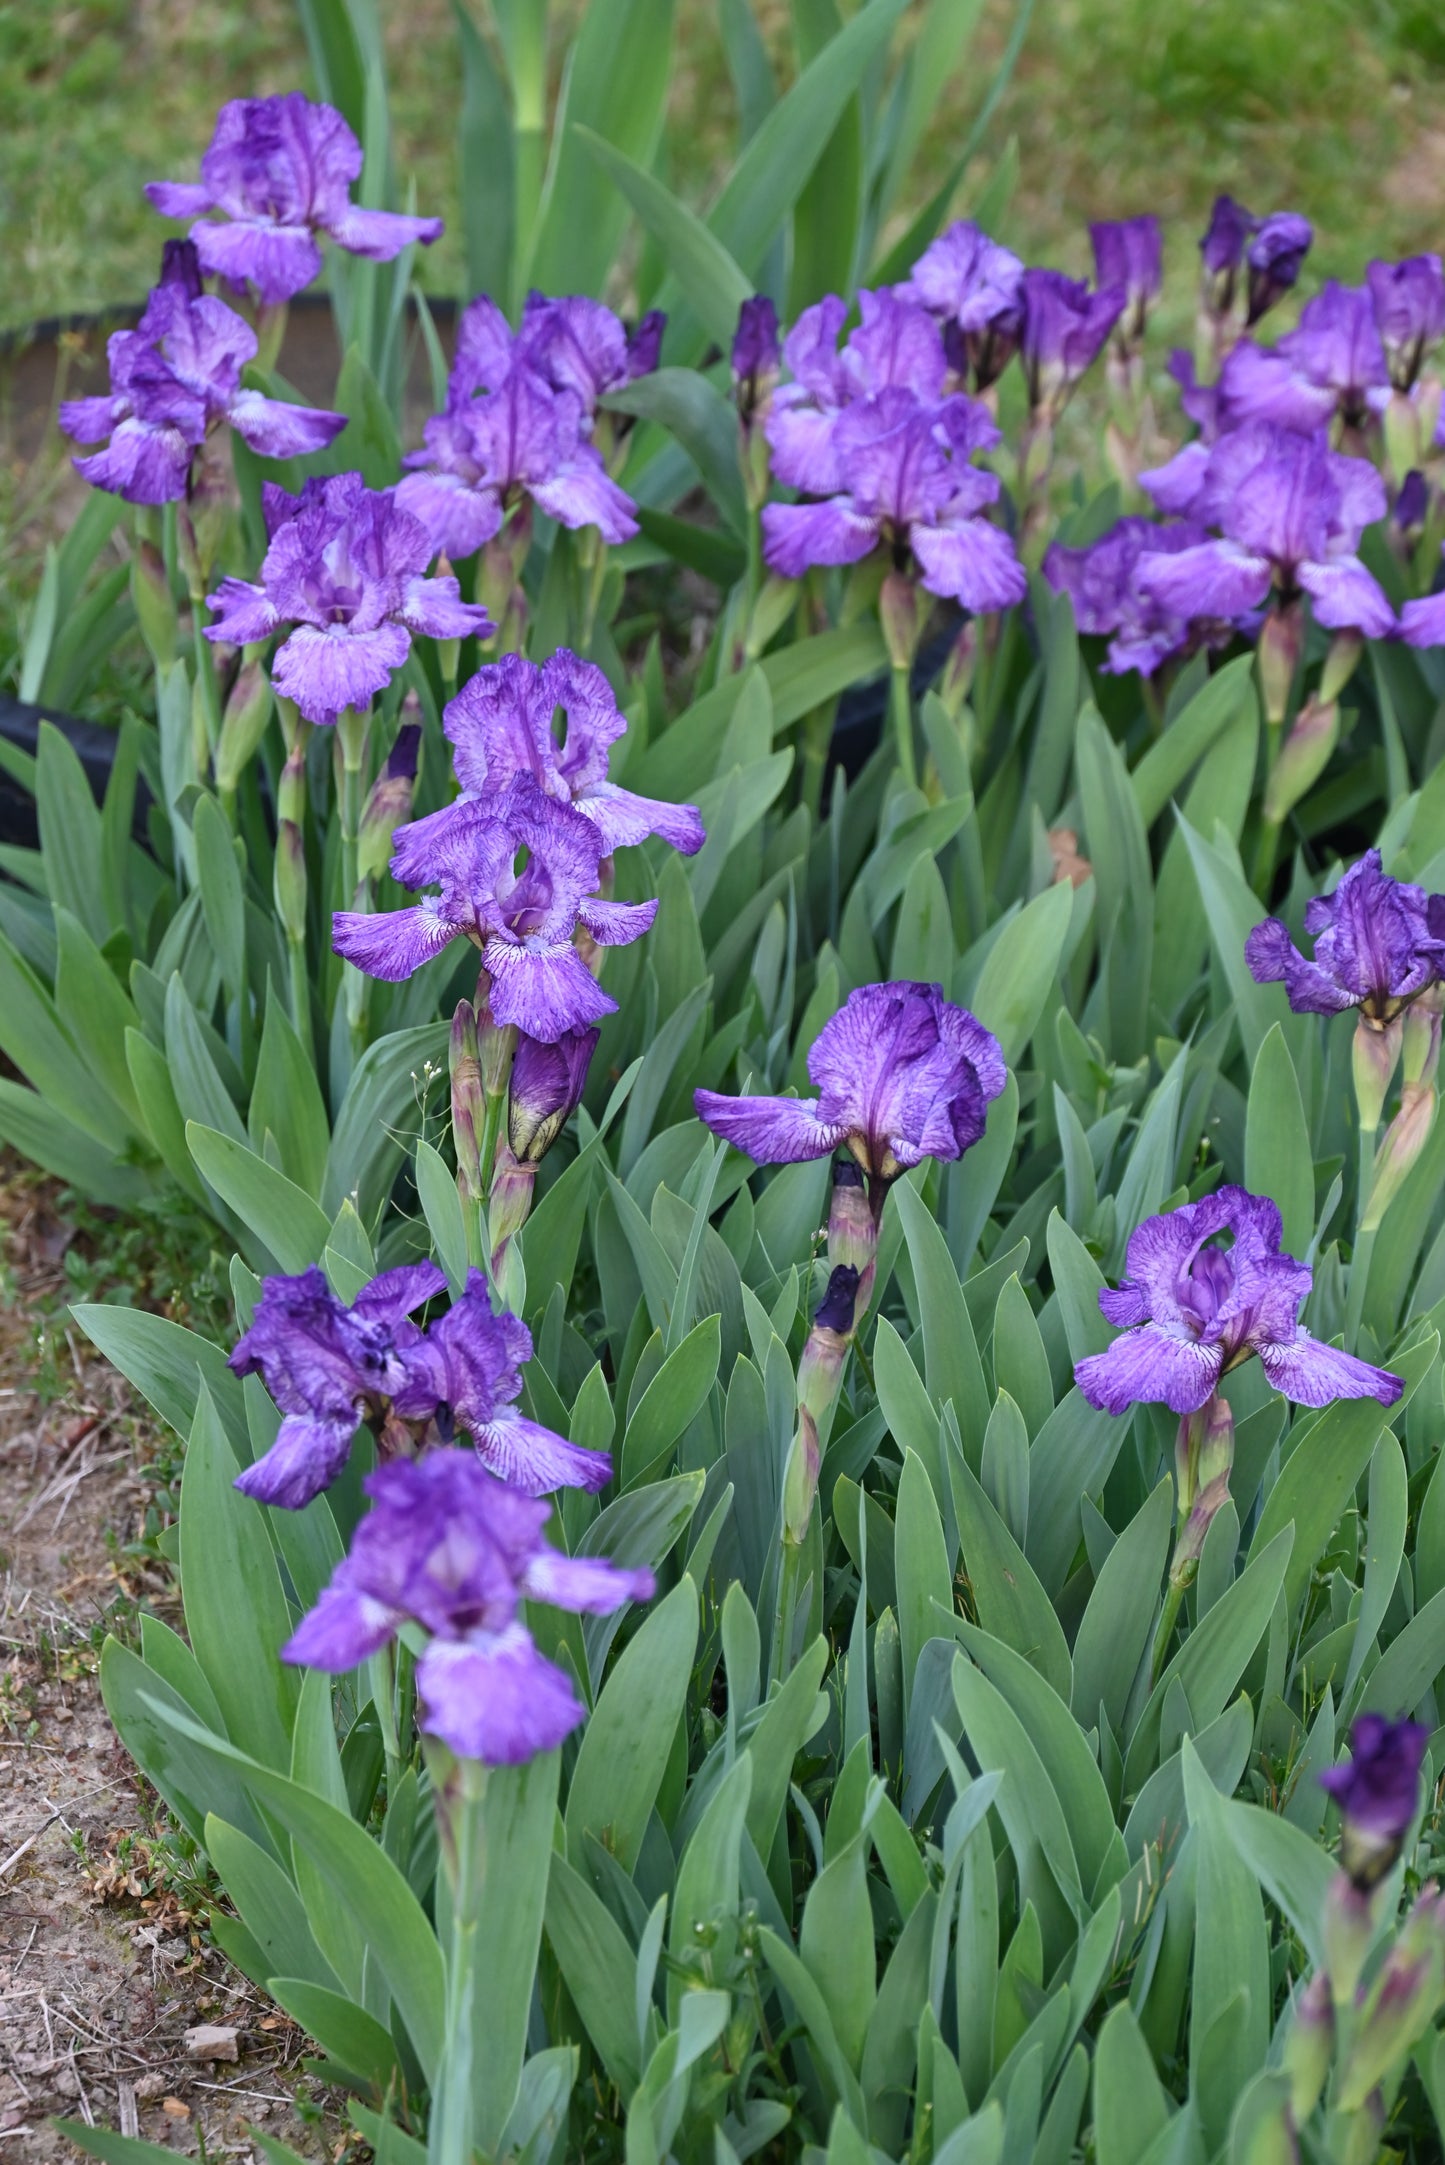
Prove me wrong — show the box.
[205,474,491,723]
[1321,1715,1430,1892]
[230,1262,611,1509]
[60,241,346,505]
[395,294,646,562]
[147,93,442,302]
[283,1453,652,1764]
[334,774,657,1037]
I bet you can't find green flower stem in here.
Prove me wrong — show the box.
[478,1085,508,1207]
[287,932,313,1063]
[369,1641,404,1801]
[1345,1130,1378,1348]
[1150,1575,1187,1688]
[429,1755,487,2165]
[337,706,372,1055]
[889,663,917,789]
[190,602,222,758]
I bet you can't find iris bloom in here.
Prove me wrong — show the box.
[902,221,1024,391]
[1090,217,1162,345]
[1220,283,1388,433]
[696,980,1006,1213]
[761,391,1025,612]
[206,474,492,723]
[414,649,705,859]
[1043,515,1236,676]
[60,243,345,504]
[1137,424,1394,638]
[148,94,441,303]
[765,288,949,493]
[1199,196,1312,324]
[229,1261,612,1506]
[1245,850,1445,1022]
[230,1262,445,1507]
[1018,269,1125,421]
[394,296,643,558]
[333,774,656,1037]
[1367,256,1445,391]
[283,1452,652,1764]
[1321,1715,1430,1891]
[1075,1187,1402,1417]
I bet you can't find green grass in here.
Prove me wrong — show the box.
[4,0,1445,335]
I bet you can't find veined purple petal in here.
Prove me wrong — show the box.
[766,400,847,495]
[1139,442,1212,517]
[393,468,505,557]
[580,779,706,856]
[272,620,412,723]
[1400,592,1445,649]
[227,389,348,459]
[762,498,879,578]
[326,204,444,259]
[416,1626,584,1763]
[472,1414,613,1495]
[233,1412,358,1509]
[283,1584,402,1670]
[191,219,324,304]
[575,896,659,947]
[352,1260,448,1326]
[59,394,122,445]
[1137,539,1272,620]
[522,1546,656,1613]
[482,937,617,1038]
[397,574,494,642]
[693,1089,845,1165]
[912,515,1027,611]
[333,901,460,979]
[146,181,214,220]
[1257,1332,1403,1407]
[74,418,193,504]
[1074,1327,1223,1415]
[1297,556,1396,638]
[529,450,639,542]
[1244,919,1359,1014]
[205,576,282,648]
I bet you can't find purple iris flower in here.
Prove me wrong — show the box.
[514,290,664,418]
[1245,850,1445,1022]
[1090,217,1163,342]
[1136,424,1394,638]
[1320,1715,1430,1890]
[1220,284,1389,433]
[765,289,948,494]
[1246,212,1314,323]
[229,1262,445,1508]
[394,296,639,558]
[59,243,346,504]
[1200,194,1257,281]
[761,390,1026,612]
[390,1268,610,1492]
[695,980,1006,1209]
[902,221,1025,390]
[1367,256,1445,391]
[1075,1187,1402,1417]
[283,1452,653,1764]
[508,1025,599,1165]
[206,475,490,723]
[1018,269,1126,419]
[147,94,442,304]
[333,774,656,1038]
[1043,516,1236,676]
[414,649,704,859]
[1401,553,1445,649]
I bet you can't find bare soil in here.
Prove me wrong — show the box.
[0,1164,349,2162]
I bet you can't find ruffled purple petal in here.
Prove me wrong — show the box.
[911,516,1028,612]
[1074,1327,1224,1415]
[471,1412,613,1495]
[577,779,706,856]
[1400,593,1445,649]
[233,1412,358,1509]
[1298,556,1396,637]
[482,937,617,1038]
[393,468,505,557]
[529,452,639,542]
[333,901,461,980]
[1137,539,1272,620]
[1256,1332,1403,1408]
[75,418,193,504]
[762,499,880,578]
[575,896,659,947]
[1244,919,1358,1014]
[417,1626,584,1763]
[522,1546,655,1613]
[1139,442,1213,517]
[352,1260,448,1326]
[205,576,282,648]
[191,219,324,304]
[227,389,348,459]
[59,395,121,445]
[325,204,444,260]
[693,1089,845,1166]
[271,620,412,723]
[397,574,494,641]
[1098,1284,1150,1327]
[766,401,846,495]
[283,1585,402,1670]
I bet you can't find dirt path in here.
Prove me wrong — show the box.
[0,1164,348,2161]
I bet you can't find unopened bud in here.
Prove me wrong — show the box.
[1319,630,1364,706]
[1336,1886,1445,2111]
[507,1025,597,1164]
[273,819,308,944]
[881,571,921,673]
[1362,1080,1437,1231]
[450,1000,484,1205]
[488,1139,537,1271]
[1384,389,1423,487]
[1259,602,1306,728]
[1402,988,1442,1088]
[214,652,273,797]
[131,540,178,667]
[1263,696,1339,824]
[357,717,421,881]
[827,1161,878,1275]
[1322,1871,1383,2010]
[781,1410,821,1546]
[1282,1972,1334,2123]
[938,622,978,717]
[278,745,307,828]
[1170,1392,1235,1586]
[1353,1013,1402,1134]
